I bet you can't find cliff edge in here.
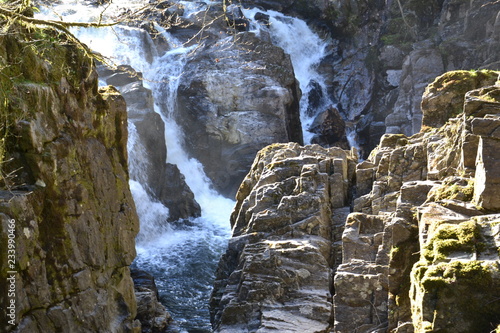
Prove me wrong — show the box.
[0,22,140,332]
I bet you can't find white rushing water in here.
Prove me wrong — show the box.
[243,8,333,145]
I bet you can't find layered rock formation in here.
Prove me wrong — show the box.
[211,70,500,332]
[211,143,358,331]
[0,24,140,332]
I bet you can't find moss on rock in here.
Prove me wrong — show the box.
[421,70,499,128]
[422,220,480,263]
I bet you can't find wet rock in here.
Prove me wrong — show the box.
[177,32,302,198]
[131,269,172,333]
[309,106,349,149]
[225,4,250,32]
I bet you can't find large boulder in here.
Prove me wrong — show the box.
[177,32,303,198]
[309,106,350,149]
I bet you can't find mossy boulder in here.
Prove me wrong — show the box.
[411,260,500,332]
[421,70,499,128]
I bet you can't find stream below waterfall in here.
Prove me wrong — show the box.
[38,1,340,331]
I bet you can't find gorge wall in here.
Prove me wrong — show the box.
[0,22,141,332]
[211,70,500,332]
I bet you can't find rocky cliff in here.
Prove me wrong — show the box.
[0,23,140,332]
[211,70,500,332]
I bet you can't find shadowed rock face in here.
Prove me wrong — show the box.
[0,25,139,332]
[177,32,303,198]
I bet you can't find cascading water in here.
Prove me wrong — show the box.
[38,1,233,331]
[243,8,361,150]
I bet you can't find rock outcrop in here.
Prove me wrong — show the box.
[0,24,139,332]
[335,70,500,332]
[210,143,358,331]
[212,70,500,332]
[177,31,303,198]
[131,269,172,333]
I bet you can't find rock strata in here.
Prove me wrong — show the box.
[210,143,358,331]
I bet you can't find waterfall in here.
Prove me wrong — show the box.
[243,8,361,150]
[37,1,359,331]
[37,2,233,332]
[242,8,330,144]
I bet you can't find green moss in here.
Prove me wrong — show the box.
[389,245,400,259]
[418,260,492,291]
[423,220,480,263]
[428,178,474,202]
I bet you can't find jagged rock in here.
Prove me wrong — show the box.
[210,143,357,332]
[332,71,500,332]
[177,32,303,198]
[356,160,376,197]
[421,70,498,128]
[410,215,500,332]
[131,269,172,333]
[207,62,500,333]
[0,25,139,332]
[474,133,500,210]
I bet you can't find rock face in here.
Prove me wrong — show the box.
[210,143,358,331]
[212,70,500,332]
[98,64,201,222]
[130,269,172,333]
[0,25,139,332]
[177,31,303,197]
